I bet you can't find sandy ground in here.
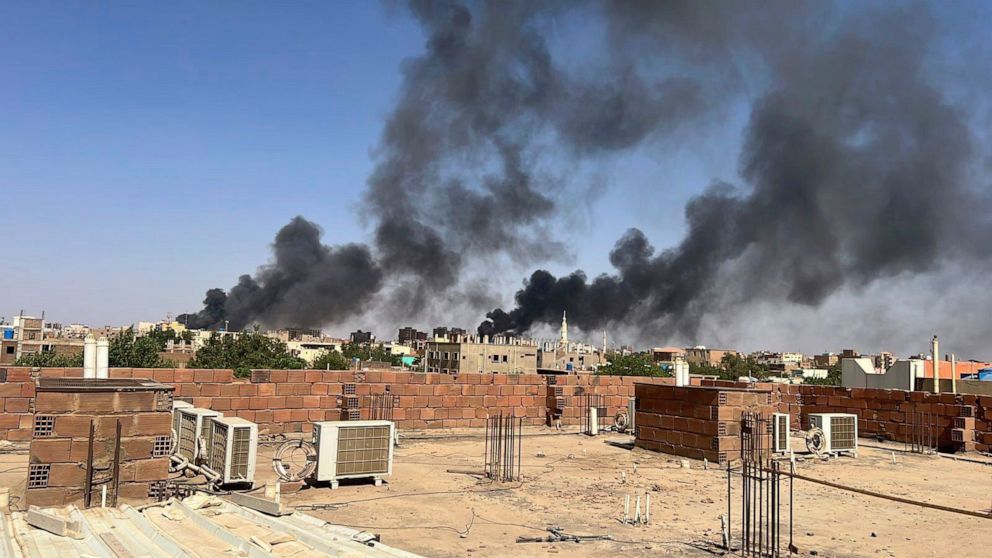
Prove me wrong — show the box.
[259,427,992,558]
[3,430,992,558]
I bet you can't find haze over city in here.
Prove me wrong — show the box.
[3,1,992,357]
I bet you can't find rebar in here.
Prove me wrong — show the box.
[731,411,788,557]
[484,412,522,482]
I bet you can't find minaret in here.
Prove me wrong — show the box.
[560,311,568,347]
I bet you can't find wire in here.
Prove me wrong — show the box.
[318,509,477,537]
[292,485,521,511]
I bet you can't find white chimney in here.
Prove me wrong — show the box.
[83,335,97,378]
[96,337,109,379]
[930,335,939,394]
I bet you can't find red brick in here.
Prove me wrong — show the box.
[30,439,72,462]
[5,397,29,413]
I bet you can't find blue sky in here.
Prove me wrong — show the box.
[0,1,732,328]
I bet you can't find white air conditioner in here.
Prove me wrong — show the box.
[808,413,858,455]
[312,420,395,488]
[207,416,258,486]
[175,407,222,462]
[772,413,790,453]
[171,401,194,448]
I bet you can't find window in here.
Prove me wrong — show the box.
[443,352,449,360]
[502,355,508,363]
[492,355,499,363]
[5,347,12,355]
[442,368,449,374]
[452,352,459,360]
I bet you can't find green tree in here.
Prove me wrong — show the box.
[15,351,84,367]
[339,342,402,366]
[187,328,306,378]
[596,352,664,377]
[311,350,352,370]
[109,327,170,368]
[718,353,768,380]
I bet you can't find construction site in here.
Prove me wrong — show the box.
[1,363,991,557]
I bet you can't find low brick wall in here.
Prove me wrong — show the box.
[1,368,989,455]
[26,379,173,507]
[634,384,773,463]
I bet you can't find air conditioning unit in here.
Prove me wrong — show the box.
[808,413,858,455]
[312,420,395,488]
[171,401,194,446]
[175,407,222,462]
[772,412,790,453]
[207,416,258,486]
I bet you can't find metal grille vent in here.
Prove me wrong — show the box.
[551,386,563,397]
[33,415,55,438]
[547,375,557,385]
[335,425,391,475]
[230,427,251,480]
[28,464,50,489]
[179,414,198,459]
[710,406,719,421]
[344,395,360,409]
[346,409,361,421]
[776,415,788,450]
[718,393,728,405]
[153,435,172,458]
[210,423,228,473]
[830,416,856,450]
[343,383,357,395]
[156,392,174,411]
[718,422,728,436]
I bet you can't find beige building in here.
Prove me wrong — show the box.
[685,346,738,367]
[535,312,604,372]
[426,335,538,375]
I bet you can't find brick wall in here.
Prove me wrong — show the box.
[1,367,989,454]
[634,384,774,463]
[26,378,173,507]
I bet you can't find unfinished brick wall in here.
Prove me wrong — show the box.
[1,367,989,454]
[634,384,773,464]
[26,378,174,507]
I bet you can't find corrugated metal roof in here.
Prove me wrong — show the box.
[1,495,422,558]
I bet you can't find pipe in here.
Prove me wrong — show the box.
[96,337,109,379]
[83,335,96,378]
[170,454,221,483]
[931,335,940,394]
[951,353,957,395]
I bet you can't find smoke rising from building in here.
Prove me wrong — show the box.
[182,1,992,344]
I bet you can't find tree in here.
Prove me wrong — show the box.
[187,328,306,378]
[596,352,664,377]
[718,353,768,380]
[15,351,83,367]
[311,350,351,370]
[109,327,170,368]
[339,342,402,366]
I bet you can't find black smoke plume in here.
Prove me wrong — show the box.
[181,1,991,341]
[178,217,382,330]
[479,2,992,339]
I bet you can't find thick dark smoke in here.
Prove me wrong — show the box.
[178,217,382,330]
[479,2,992,339]
[180,1,991,343]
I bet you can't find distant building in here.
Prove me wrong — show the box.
[536,312,604,373]
[350,330,375,344]
[286,339,345,365]
[432,326,467,341]
[685,346,738,367]
[426,335,538,375]
[651,346,686,364]
[396,326,427,349]
[754,351,804,372]
[813,353,838,368]
[270,328,323,342]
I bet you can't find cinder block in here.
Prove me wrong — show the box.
[30,439,72,463]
